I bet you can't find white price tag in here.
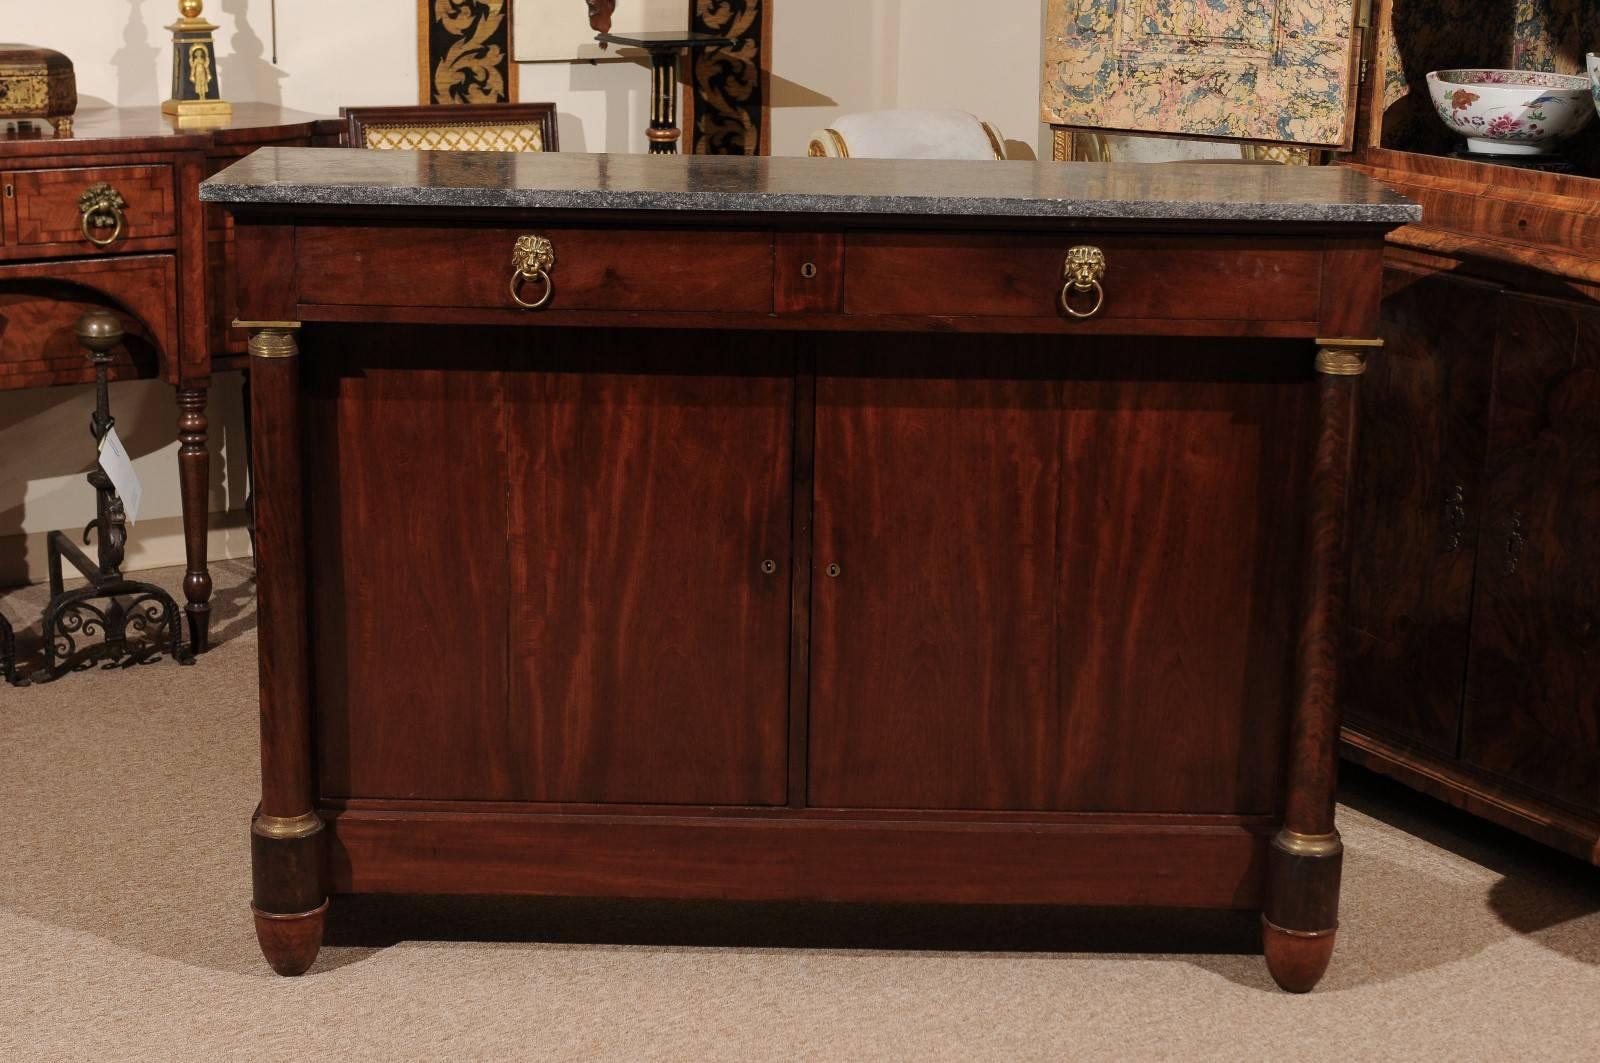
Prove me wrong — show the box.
[98,426,143,526]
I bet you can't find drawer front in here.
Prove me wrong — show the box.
[844,233,1324,323]
[0,254,177,389]
[6,165,177,248]
[299,226,775,313]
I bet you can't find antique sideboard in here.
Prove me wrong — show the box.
[202,148,1417,990]
[0,105,335,650]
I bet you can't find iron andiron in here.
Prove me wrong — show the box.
[29,311,193,683]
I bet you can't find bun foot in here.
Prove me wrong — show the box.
[1262,916,1335,993]
[253,900,328,976]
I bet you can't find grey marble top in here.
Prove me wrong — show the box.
[200,147,1420,225]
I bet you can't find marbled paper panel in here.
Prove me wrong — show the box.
[1042,0,1360,147]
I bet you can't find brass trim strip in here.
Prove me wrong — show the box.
[1272,829,1344,859]
[1262,915,1338,938]
[233,319,302,330]
[251,899,331,921]
[253,811,324,840]
[1313,337,1384,348]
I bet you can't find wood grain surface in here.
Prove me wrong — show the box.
[809,336,1312,814]
[1461,295,1600,815]
[1342,266,1499,755]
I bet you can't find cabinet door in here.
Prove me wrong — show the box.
[1461,296,1600,814]
[504,331,795,806]
[809,336,1311,814]
[308,326,794,806]
[1342,268,1499,755]
[808,340,1064,811]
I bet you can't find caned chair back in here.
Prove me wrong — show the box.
[342,103,559,153]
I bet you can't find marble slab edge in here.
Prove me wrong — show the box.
[198,181,1420,224]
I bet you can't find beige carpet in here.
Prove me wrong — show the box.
[1,562,1597,1061]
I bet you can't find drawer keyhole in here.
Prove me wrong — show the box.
[800,261,818,280]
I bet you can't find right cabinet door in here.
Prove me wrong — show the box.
[1461,294,1600,814]
[808,335,1312,814]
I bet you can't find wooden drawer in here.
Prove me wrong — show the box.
[3,164,177,249]
[844,233,1324,324]
[0,254,177,389]
[298,226,775,313]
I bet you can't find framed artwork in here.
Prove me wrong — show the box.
[1041,0,1365,149]
[418,0,519,105]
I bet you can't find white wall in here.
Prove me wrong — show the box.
[5,0,1045,586]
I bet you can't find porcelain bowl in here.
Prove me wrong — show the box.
[1427,68,1595,155]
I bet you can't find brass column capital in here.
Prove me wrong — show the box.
[1314,337,1382,377]
[242,324,301,360]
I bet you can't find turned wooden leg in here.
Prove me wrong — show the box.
[177,386,213,652]
[1264,339,1375,993]
[245,325,324,975]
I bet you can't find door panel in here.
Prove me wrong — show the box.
[1053,347,1312,813]
[505,330,794,805]
[308,326,794,806]
[808,339,1063,810]
[1462,296,1600,814]
[307,329,517,801]
[1041,0,1362,148]
[809,337,1309,814]
[1342,268,1499,755]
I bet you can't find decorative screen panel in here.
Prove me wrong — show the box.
[1041,0,1362,147]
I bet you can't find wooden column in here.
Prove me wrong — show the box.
[243,323,326,977]
[1263,337,1378,993]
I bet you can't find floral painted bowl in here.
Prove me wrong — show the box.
[1427,68,1595,155]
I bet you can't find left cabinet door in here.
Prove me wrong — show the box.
[307,326,795,806]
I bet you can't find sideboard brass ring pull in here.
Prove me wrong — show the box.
[1061,279,1104,319]
[1060,245,1107,320]
[509,234,557,311]
[509,267,554,310]
[79,182,128,248]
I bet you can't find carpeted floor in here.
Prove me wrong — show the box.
[1,562,1597,1061]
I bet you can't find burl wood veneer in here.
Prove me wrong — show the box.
[202,149,1417,989]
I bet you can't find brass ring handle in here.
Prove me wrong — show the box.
[79,182,128,248]
[1060,279,1104,319]
[509,234,557,311]
[78,184,128,249]
[509,268,554,310]
[1060,245,1107,320]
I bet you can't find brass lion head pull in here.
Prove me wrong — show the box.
[510,235,556,310]
[79,183,128,247]
[1061,245,1106,319]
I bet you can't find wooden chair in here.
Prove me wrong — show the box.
[341,102,559,153]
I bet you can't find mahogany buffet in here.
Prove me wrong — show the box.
[200,148,1418,991]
